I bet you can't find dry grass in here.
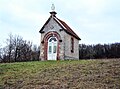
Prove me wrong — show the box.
[0,59,120,89]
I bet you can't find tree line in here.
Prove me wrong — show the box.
[0,34,40,63]
[0,34,120,62]
[79,43,120,59]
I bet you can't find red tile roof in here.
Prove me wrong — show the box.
[55,18,81,40]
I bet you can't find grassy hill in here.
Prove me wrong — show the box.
[0,59,120,89]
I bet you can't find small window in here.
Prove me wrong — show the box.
[71,37,74,53]
[53,46,57,53]
[49,46,52,53]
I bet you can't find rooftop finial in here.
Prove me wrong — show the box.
[51,4,55,11]
[50,3,57,16]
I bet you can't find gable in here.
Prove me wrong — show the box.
[39,16,62,33]
[39,12,81,40]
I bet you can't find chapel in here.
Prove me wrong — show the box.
[39,5,81,60]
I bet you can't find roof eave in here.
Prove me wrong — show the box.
[39,16,52,33]
[65,30,81,40]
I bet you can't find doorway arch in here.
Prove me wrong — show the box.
[48,37,58,60]
[42,31,61,60]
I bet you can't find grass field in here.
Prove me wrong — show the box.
[0,59,120,89]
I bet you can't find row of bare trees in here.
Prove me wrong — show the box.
[0,34,40,63]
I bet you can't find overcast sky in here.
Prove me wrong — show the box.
[0,0,120,47]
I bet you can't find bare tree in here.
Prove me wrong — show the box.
[20,40,32,61]
[0,46,9,62]
[31,45,40,61]
[2,33,33,62]
[12,35,33,62]
[5,33,14,62]
[1,33,41,63]
[12,35,23,62]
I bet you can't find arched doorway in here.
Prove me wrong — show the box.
[47,37,58,60]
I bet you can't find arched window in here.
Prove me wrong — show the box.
[71,37,74,53]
